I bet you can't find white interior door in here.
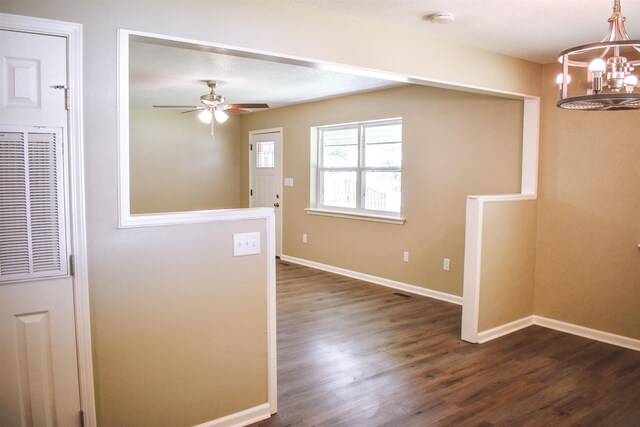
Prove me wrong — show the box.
[250,130,282,256]
[0,29,82,427]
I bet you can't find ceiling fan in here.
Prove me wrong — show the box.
[153,80,269,139]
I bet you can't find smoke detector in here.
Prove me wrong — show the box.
[423,12,455,24]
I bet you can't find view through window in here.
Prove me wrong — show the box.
[316,118,402,215]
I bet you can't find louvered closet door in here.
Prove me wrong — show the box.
[1,128,68,282]
[0,28,81,427]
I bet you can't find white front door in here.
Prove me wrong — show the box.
[250,130,282,256]
[0,29,82,427]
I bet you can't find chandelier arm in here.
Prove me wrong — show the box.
[616,20,631,40]
[602,21,617,42]
[598,45,613,59]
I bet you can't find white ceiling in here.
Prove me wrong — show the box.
[129,40,402,110]
[295,0,640,64]
[130,1,640,110]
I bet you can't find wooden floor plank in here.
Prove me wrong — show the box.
[252,261,640,427]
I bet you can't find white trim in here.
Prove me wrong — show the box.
[473,315,640,352]
[117,29,131,227]
[521,98,540,195]
[119,208,275,228]
[305,208,405,224]
[466,194,537,202]
[0,13,97,427]
[461,197,483,343]
[533,316,640,352]
[281,255,462,305]
[477,316,534,343]
[192,403,271,427]
[460,194,537,344]
[265,212,278,414]
[248,128,283,257]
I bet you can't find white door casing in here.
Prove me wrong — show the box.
[250,129,282,256]
[0,27,84,427]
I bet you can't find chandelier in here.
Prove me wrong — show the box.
[557,0,640,110]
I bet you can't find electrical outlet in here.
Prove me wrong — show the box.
[403,251,409,262]
[303,233,308,243]
[443,258,451,271]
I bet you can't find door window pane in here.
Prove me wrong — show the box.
[363,171,401,213]
[321,171,357,208]
[256,141,274,168]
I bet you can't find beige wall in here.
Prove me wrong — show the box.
[0,1,544,425]
[242,85,524,297]
[535,64,640,340]
[90,220,268,427]
[478,200,537,332]
[129,108,243,213]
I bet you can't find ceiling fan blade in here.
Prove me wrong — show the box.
[224,103,269,109]
[152,105,202,109]
[180,109,202,114]
[222,108,249,114]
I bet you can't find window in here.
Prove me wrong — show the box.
[256,140,275,168]
[315,118,402,216]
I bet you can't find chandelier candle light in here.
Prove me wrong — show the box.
[557,0,640,110]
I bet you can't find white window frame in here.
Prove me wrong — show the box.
[309,118,404,223]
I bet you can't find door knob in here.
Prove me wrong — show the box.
[274,202,280,208]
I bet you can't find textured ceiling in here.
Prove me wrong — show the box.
[130,1,640,109]
[129,41,401,110]
[294,0,640,64]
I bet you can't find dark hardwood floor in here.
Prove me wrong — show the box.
[253,261,640,426]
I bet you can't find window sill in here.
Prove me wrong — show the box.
[305,208,405,225]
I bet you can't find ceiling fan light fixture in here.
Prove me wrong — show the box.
[557,0,640,110]
[198,109,212,124]
[214,108,229,123]
[422,12,454,25]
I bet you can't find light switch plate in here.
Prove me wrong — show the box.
[233,232,261,256]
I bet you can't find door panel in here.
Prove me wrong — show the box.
[0,278,80,427]
[0,29,81,427]
[0,30,68,127]
[250,131,282,256]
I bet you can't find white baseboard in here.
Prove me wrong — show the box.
[475,315,640,352]
[193,403,271,427]
[477,316,534,343]
[281,255,639,353]
[533,316,640,352]
[280,254,463,305]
